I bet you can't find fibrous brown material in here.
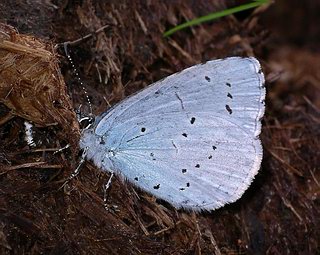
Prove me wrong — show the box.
[0,23,79,146]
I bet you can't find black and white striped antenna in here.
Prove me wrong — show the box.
[63,42,94,129]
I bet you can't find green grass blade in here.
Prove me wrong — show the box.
[163,0,269,37]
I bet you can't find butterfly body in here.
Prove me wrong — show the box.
[80,57,265,211]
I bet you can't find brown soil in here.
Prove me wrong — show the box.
[0,1,319,254]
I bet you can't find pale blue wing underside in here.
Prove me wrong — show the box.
[80,57,265,211]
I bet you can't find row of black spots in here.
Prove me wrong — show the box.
[208,145,217,159]
[150,152,156,161]
[179,182,191,191]
[205,76,211,82]
[227,92,233,99]
[225,105,232,114]
[181,162,204,174]
[225,82,233,114]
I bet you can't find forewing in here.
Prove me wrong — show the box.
[90,57,265,210]
[95,57,265,137]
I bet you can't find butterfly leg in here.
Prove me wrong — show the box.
[59,147,88,189]
[103,172,114,210]
[53,144,70,155]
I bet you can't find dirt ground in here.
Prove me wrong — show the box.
[0,1,319,254]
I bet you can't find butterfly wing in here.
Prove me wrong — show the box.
[81,57,265,211]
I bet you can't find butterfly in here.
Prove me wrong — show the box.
[80,57,265,211]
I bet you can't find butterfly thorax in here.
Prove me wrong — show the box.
[80,129,114,171]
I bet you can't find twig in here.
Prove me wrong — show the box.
[55,24,110,49]
[5,162,62,170]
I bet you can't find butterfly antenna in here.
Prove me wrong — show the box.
[63,42,93,120]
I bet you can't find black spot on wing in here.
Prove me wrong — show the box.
[153,184,160,189]
[227,93,233,99]
[195,164,200,168]
[225,105,232,114]
[205,76,211,82]
[150,152,156,161]
[226,82,231,87]
[190,117,196,124]
[141,127,146,132]
[180,182,190,191]
[99,137,105,145]
[182,133,188,137]
[182,169,187,173]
